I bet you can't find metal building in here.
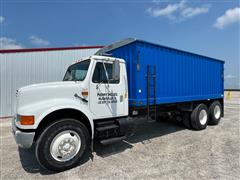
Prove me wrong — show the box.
[0,46,102,117]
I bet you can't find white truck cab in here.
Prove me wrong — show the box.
[12,55,130,171]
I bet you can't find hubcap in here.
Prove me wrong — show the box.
[199,109,207,125]
[50,130,81,162]
[214,105,221,119]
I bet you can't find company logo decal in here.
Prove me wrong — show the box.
[97,93,118,104]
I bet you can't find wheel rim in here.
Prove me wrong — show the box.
[50,130,81,162]
[199,109,208,125]
[214,105,221,119]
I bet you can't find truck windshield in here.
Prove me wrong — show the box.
[63,59,90,81]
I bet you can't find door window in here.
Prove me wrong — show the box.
[92,62,119,84]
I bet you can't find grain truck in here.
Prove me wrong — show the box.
[12,38,224,171]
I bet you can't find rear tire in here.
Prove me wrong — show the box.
[35,118,90,171]
[208,101,222,125]
[190,104,209,130]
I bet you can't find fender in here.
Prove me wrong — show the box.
[17,98,94,138]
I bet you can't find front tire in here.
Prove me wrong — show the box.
[190,104,209,130]
[35,119,90,171]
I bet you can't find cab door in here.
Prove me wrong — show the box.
[89,60,125,119]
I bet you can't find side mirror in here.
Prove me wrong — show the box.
[112,60,120,81]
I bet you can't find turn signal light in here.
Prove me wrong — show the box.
[82,91,88,98]
[19,115,35,125]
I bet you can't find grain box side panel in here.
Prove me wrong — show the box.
[108,40,224,107]
[134,41,224,106]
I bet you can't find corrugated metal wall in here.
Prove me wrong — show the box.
[0,48,100,117]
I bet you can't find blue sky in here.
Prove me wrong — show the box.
[0,0,239,89]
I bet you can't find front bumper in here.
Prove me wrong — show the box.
[12,118,35,148]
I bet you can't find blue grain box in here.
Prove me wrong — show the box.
[106,39,224,106]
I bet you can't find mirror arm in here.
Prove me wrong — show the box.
[96,80,104,89]
[102,61,110,85]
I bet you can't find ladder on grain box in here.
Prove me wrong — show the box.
[146,65,157,121]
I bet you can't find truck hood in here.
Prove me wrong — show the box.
[16,81,83,112]
[18,81,77,93]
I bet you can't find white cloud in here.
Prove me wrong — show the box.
[225,74,236,79]
[181,6,210,18]
[147,0,186,18]
[0,37,24,49]
[214,7,240,29]
[29,35,50,46]
[146,0,210,21]
[0,16,4,24]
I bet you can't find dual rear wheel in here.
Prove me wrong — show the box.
[183,101,222,130]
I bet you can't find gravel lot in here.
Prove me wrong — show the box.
[1,91,239,180]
